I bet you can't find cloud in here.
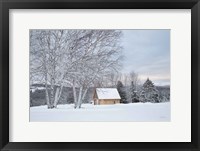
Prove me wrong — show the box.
[121,30,170,85]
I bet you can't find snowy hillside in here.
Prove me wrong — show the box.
[30,102,170,122]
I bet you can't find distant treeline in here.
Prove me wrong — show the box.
[30,83,170,107]
[30,85,94,107]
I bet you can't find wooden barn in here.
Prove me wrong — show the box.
[93,88,121,105]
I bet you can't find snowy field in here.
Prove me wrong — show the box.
[30,102,170,122]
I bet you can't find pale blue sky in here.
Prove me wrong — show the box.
[121,30,170,86]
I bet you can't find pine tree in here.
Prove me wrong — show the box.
[140,78,160,103]
[117,81,127,103]
[130,81,139,103]
[139,90,146,103]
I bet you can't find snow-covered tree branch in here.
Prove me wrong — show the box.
[30,29,123,109]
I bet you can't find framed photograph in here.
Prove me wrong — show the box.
[0,0,199,151]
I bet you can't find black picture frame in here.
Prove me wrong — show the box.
[0,0,199,151]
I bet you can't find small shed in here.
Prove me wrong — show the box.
[93,88,121,105]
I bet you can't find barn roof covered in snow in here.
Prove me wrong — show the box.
[96,88,121,99]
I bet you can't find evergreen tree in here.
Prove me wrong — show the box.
[130,81,139,103]
[139,78,160,103]
[117,81,127,103]
[139,90,146,103]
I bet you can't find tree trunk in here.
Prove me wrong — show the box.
[44,52,50,109]
[72,81,78,108]
[45,73,50,109]
[57,84,64,102]
[53,84,64,108]
[49,77,55,108]
[78,88,88,108]
[45,86,50,108]
[53,87,60,108]
[77,87,83,109]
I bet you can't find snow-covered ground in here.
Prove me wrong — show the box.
[30,102,170,122]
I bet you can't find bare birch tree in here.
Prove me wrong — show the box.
[30,30,72,108]
[61,30,123,108]
[30,29,123,109]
